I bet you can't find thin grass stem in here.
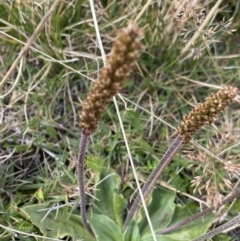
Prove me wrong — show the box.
[180,0,223,55]
[0,0,61,89]
[115,97,157,241]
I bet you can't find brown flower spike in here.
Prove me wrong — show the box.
[80,24,142,134]
[78,24,142,236]
[178,86,238,143]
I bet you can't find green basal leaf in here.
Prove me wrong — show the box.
[89,213,124,241]
[141,234,175,241]
[124,220,141,241]
[20,204,95,241]
[92,169,127,227]
[159,203,215,240]
[213,233,232,241]
[142,202,215,241]
[138,188,176,235]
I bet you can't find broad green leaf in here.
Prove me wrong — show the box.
[141,233,172,241]
[124,220,141,241]
[89,213,124,241]
[141,233,174,241]
[161,203,215,240]
[138,188,176,235]
[141,203,215,241]
[20,204,95,241]
[92,169,127,227]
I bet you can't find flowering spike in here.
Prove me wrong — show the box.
[178,86,238,143]
[80,24,142,134]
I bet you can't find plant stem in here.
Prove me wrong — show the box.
[158,190,240,234]
[77,131,94,237]
[192,214,240,241]
[123,135,183,230]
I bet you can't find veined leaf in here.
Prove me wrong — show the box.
[141,202,215,241]
[92,169,127,228]
[20,204,95,241]
[124,220,141,241]
[89,213,124,241]
[138,188,176,235]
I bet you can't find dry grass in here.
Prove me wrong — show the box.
[0,0,240,240]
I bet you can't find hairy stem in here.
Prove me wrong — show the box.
[192,214,240,241]
[77,131,94,236]
[123,135,183,230]
[158,190,240,234]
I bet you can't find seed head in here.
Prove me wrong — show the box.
[178,86,238,143]
[80,24,142,135]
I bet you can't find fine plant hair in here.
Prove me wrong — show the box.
[123,86,239,230]
[77,133,93,235]
[78,23,142,236]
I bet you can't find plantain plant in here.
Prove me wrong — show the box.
[21,163,240,240]
[78,23,142,236]
[75,22,240,240]
[1,0,239,240]
[18,23,239,241]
